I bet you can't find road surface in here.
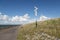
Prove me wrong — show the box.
[0,26,19,40]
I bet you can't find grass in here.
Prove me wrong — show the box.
[17,18,60,40]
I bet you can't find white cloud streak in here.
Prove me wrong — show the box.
[34,6,38,16]
[39,15,51,21]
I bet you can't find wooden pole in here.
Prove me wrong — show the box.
[36,19,37,27]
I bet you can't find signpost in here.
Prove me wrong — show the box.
[34,6,38,27]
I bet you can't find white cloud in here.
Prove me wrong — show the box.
[0,13,30,24]
[0,12,51,24]
[23,14,30,18]
[28,19,36,23]
[39,15,51,21]
[34,6,38,16]
[0,13,9,21]
[27,15,51,23]
[11,14,30,22]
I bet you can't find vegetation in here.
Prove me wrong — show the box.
[17,18,60,40]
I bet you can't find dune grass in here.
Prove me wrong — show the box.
[17,18,60,40]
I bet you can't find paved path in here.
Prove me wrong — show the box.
[0,26,19,40]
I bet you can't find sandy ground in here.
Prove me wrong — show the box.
[0,26,19,40]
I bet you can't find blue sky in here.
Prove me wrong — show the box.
[0,0,60,24]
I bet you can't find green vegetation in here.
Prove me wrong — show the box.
[17,18,60,40]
